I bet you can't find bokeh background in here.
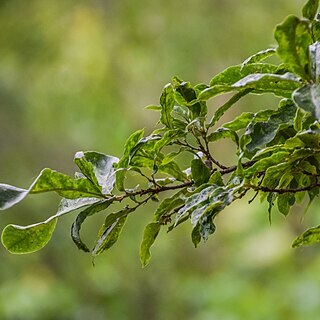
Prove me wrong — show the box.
[1,0,320,319]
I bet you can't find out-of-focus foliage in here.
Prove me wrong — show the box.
[2,0,320,319]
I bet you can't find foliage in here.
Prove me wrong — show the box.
[1,0,320,267]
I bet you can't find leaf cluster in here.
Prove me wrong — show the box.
[1,0,320,266]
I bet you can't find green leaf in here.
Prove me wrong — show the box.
[241,48,277,68]
[160,83,175,128]
[116,129,144,191]
[74,151,119,194]
[0,167,106,210]
[246,100,296,152]
[0,184,28,210]
[210,63,281,86]
[191,215,216,247]
[161,147,187,166]
[277,193,295,216]
[302,0,319,20]
[208,128,239,146]
[312,21,320,41]
[92,208,131,256]
[274,15,313,80]
[309,41,320,82]
[159,161,187,182]
[154,189,188,222]
[198,85,235,101]
[2,218,57,254]
[153,129,185,154]
[201,73,299,101]
[71,198,114,252]
[175,185,214,223]
[145,105,162,111]
[132,134,162,156]
[57,197,101,216]
[172,77,208,118]
[207,89,252,129]
[293,84,320,120]
[191,159,211,187]
[294,107,306,131]
[208,171,224,186]
[292,225,320,248]
[140,222,161,267]
[244,151,290,177]
[30,168,104,199]
[232,73,300,98]
[223,110,274,131]
[190,186,235,246]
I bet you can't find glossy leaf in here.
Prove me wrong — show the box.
[208,128,239,145]
[145,105,162,111]
[191,215,216,247]
[210,63,281,86]
[309,41,320,82]
[153,129,185,154]
[207,89,251,128]
[191,159,211,187]
[116,129,144,191]
[0,168,105,211]
[246,100,296,152]
[57,197,101,216]
[71,198,115,252]
[153,189,188,222]
[2,218,57,254]
[158,161,187,182]
[0,184,28,210]
[292,225,320,248]
[30,168,104,199]
[160,83,175,128]
[223,109,274,131]
[244,151,290,177]
[241,48,277,68]
[274,15,313,80]
[277,193,295,216]
[92,208,132,256]
[198,85,234,101]
[232,73,300,98]
[293,84,320,120]
[302,0,319,20]
[140,222,161,267]
[74,151,119,194]
[208,171,224,186]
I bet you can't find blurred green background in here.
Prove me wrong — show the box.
[1,0,320,319]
